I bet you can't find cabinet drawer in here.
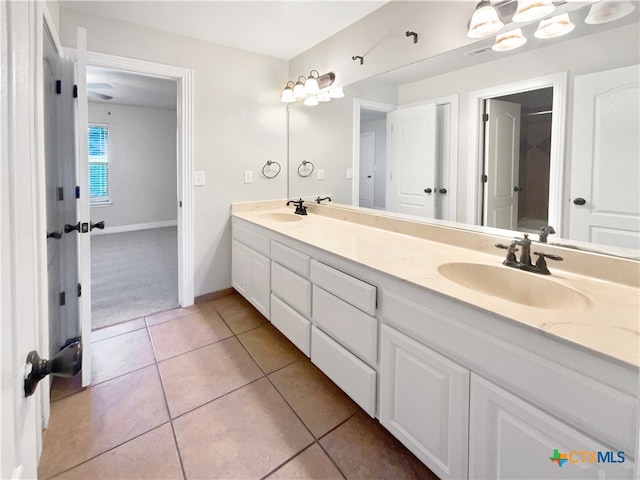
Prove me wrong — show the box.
[233,223,270,256]
[310,260,376,315]
[311,326,376,416]
[312,286,377,366]
[271,241,310,278]
[271,294,310,357]
[271,262,311,317]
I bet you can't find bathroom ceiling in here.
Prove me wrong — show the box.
[61,0,390,60]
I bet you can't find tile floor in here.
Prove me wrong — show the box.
[40,293,439,480]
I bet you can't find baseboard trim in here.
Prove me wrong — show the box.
[91,220,178,236]
[195,287,236,304]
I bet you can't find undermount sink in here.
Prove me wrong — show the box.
[257,212,303,222]
[437,262,592,311]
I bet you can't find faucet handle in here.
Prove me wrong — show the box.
[533,251,563,275]
[496,243,518,266]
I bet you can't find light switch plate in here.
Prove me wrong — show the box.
[244,171,253,183]
[193,171,206,186]
[317,169,325,180]
[346,168,353,179]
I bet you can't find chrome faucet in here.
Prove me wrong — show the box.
[496,233,563,275]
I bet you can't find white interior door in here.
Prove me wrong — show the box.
[386,103,437,217]
[359,131,375,208]
[74,27,92,387]
[569,65,640,250]
[2,1,44,477]
[484,99,521,230]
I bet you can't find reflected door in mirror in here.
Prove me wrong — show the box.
[570,64,640,250]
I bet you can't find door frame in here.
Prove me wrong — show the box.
[352,98,396,206]
[62,49,195,310]
[467,72,567,236]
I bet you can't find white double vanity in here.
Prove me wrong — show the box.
[231,200,639,480]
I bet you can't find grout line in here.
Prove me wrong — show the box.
[40,421,173,480]
[153,360,188,480]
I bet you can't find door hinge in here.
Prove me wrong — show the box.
[481,174,488,183]
[56,80,62,95]
[77,283,82,297]
[59,291,66,306]
[73,85,78,98]
[75,186,80,198]
[482,113,489,122]
[58,187,64,201]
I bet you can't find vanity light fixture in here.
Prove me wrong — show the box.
[512,0,555,23]
[534,12,574,38]
[304,70,320,94]
[303,96,319,106]
[492,27,527,51]
[293,76,307,99]
[280,81,296,103]
[329,87,345,99]
[280,71,341,105]
[468,1,504,38]
[585,0,636,24]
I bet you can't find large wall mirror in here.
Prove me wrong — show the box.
[288,1,639,259]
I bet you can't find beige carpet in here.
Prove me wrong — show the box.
[91,227,178,330]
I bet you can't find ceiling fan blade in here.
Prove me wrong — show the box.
[88,91,113,100]
[87,82,113,90]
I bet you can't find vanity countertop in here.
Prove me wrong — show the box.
[232,204,640,367]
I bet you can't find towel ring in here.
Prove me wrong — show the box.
[262,160,281,179]
[297,160,314,177]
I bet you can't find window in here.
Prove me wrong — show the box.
[88,124,110,204]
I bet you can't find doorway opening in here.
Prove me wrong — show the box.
[481,87,553,233]
[86,66,179,329]
[467,72,567,235]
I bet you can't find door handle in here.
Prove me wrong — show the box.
[514,186,523,192]
[438,188,447,194]
[90,220,105,231]
[24,341,82,397]
[424,188,432,194]
[367,175,372,178]
[64,222,81,233]
[573,197,586,206]
[47,230,63,240]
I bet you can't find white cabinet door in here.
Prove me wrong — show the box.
[232,240,270,318]
[248,249,270,319]
[231,240,250,297]
[469,374,634,480]
[379,325,469,480]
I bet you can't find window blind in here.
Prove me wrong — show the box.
[88,124,109,204]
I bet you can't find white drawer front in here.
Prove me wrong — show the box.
[271,241,310,278]
[310,260,376,315]
[271,294,310,357]
[312,286,377,366]
[271,262,311,317]
[233,222,270,256]
[311,326,376,416]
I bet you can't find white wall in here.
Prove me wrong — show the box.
[88,102,177,229]
[60,7,288,297]
[289,1,478,89]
